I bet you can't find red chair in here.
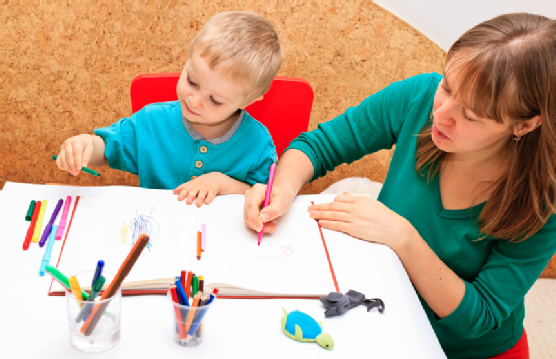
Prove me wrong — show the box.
[130,74,314,157]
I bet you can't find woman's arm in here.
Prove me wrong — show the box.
[244,149,314,233]
[309,194,465,318]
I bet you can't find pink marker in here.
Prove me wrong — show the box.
[201,223,206,252]
[258,163,276,246]
[56,196,72,240]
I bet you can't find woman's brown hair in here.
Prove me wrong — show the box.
[415,13,556,242]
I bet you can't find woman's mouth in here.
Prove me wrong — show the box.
[432,124,450,141]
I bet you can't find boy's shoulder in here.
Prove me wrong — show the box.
[241,111,273,139]
[139,100,181,114]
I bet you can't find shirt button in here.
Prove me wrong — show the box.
[191,176,197,180]
[196,161,203,168]
[200,146,207,153]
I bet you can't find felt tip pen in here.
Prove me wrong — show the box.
[184,293,215,344]
[56,196,72,240]
[69,276,84,307]
[91,260,105,287]
[77,276,106,323]
[45,265,89,300]
[39,199,63,247]
[258,163,276,245]
[32,199,47,243]
[39,225,58,276]
[52,155,101,177]
[175,278,190,306]
[205,288,219,306]
[201,223,206,251]
[23,201,41,250]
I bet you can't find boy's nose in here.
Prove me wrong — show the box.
[189,95,203,110]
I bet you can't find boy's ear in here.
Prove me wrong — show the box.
[240,95,264,109]
[514,115,542,137]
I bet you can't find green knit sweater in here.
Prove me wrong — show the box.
[287,73,556,359]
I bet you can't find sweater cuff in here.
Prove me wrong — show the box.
[436,281,476,339]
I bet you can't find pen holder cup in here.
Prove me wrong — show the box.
[167,291,213,347]
[66,270,121,353]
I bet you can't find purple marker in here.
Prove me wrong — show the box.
[39,199,64,247]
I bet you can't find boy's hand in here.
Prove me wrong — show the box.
[57,134,96,176]
[173,172,225,207]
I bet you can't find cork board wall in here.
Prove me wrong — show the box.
[2,1,554,278]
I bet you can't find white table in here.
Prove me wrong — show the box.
[0,182,446,358]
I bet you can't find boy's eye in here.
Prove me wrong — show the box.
[210,97,222,106]
[187,76,197,87]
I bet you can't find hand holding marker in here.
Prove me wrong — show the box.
[52,155,100,177]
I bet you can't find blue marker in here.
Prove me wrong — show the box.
[40,225,58,276]
[91,260,105,287]
[175,278,190,306]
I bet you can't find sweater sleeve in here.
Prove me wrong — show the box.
[286,73,438,181]
[94,111,142,175]
[436,216,556,339]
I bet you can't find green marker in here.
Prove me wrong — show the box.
[45,264,89,300]
[52,155,100,177]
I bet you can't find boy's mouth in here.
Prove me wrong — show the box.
[183,102,200,116]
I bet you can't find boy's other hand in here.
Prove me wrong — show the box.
[56,134,96,176]
[173,172,224,207]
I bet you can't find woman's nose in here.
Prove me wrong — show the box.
[435,99,458,125]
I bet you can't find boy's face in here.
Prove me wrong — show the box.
[176,52,248,127]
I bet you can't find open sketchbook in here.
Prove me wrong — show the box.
[50,193,340,298]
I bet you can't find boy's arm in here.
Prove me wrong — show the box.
[173,172,250,207]
[56,134,107,176]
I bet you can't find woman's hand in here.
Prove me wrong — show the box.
[308,193,414,252]
[243,183,295,234]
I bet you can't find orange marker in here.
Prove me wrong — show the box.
[196,231,201,260]
[183,294,201,335]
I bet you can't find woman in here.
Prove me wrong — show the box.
[244,13,555,359]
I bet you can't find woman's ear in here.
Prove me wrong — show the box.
[514,115,542,137]
[240,95,264,109]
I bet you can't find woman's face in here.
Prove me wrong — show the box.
[431,65,513,160]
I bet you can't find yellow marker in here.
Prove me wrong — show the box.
[32,200,47,243]
[69,276,84,308]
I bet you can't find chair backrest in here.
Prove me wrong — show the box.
[130,74,314,157]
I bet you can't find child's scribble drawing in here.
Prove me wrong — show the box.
[111,207,160,253]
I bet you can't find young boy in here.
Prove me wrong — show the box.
[56,11,282,207]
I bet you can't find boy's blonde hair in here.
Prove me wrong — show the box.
[187,11,283,104]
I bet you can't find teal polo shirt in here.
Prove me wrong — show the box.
[95,101,277,189]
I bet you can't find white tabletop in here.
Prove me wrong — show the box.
[0,182,446,358]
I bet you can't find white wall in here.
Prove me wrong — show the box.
[373,0,556,51]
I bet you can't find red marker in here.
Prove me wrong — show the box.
[23,201,41,250]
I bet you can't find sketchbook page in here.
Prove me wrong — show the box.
[196,194,339,296]
[52,194,197,293]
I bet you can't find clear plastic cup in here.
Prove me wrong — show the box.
[167,291,213,346]
[66,270,121,353]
